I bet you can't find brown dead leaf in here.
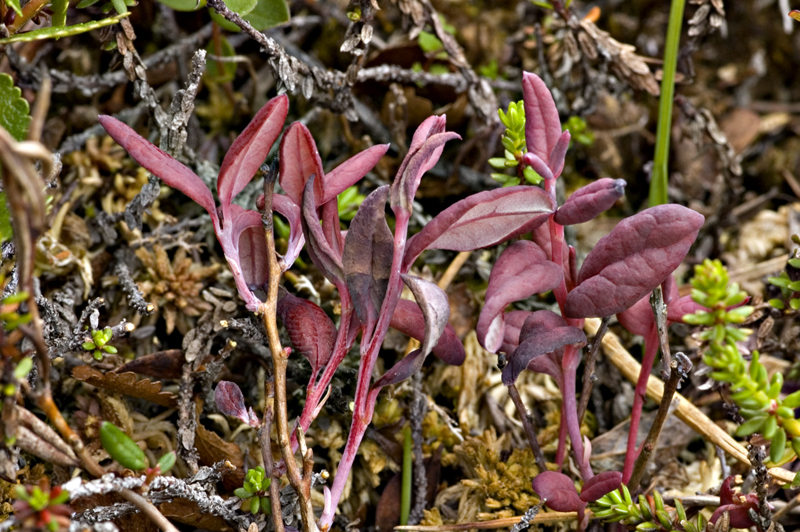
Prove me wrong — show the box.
[72,366,177,408]
[160,498,233,532]
[719,108,760,153]
[116,350,185,379]
[195,423,244,490]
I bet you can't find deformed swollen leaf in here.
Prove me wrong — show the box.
[276,292,337,373]
[402,186,554,271]
[343,185,393,335]
[564,204,704,319]
[554,178,626,226]
[530,471,583,512]
[580,471,622,502]
[389,300,464,365]
[400,274,450,358]
[477,241,563,353]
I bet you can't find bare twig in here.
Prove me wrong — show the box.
[650,286,672,380]
[628,353,692,489]
[408,373,428,525]
[577,315,610,426]
[506,383,548,473]
[261,382,286,532]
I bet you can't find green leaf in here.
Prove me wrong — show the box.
[792,469,800,489]
[5,0,22,17]
[771,428,787,463]
[0,13,131,44]
[736,414,767,436]
[110,0,128,13]
[234,488,252,499]
[769,298,785,309]
[157,451,176,472]
[156,0,204,10]
[205,37,237,83]
[418,31,443,53]
[82,342,97,350]
[0,192,12,244]
[0,74,30,141]
[13,358,32,380]
[250,495,260,514]
[99,421,147,470]
[243,0,289,31]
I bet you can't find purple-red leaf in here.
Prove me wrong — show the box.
[218,95,288,211]
[301,175,344,284]
[617,276,679,337]
[503,311,585,385]
[394,115,446,184]
[530,471,583,512]
[215,381,251,425]
[564,205,704,319]
[710,477,760,529]
[521,152,554,181]
[499,310,532,354]
[548,130,571,179]
[554,178,626,226]
[372,349,426,390]
[237,224,270,289]
[403,186,555,271]
[390,130,460,216]
[321,143,391,204]
[580,471,622,502]
[477,241,563,353]
[279,122,326,207]
[522,72,563,171]
[271,193,305,267]
[400,275,450,358]
[98,115,218,219]
[276,292,337,373]
[342,185,393,336]
[389,299,465,366]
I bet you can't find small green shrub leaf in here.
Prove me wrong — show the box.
[99,421,147,470]
[0,13,131,44]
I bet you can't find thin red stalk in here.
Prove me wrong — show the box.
[621,324,659,483]
[319,213,411,528]
[562,344,593,479]
[555,385,568,467]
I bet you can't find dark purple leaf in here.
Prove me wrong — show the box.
[402,186,555,271]
[301,175,344,284]
[499,310,532,354]
[279,122,326,207]
[530,471,583,512]
[390,130,460,216]
[554,178,626,226]
[477,241,562,353]
[579,471,622,502]
[548,130,571,179]
[321,143,391,204]
[217,95,288,211]
[215,381,250,425]
[98,116,218,219]
[710,477,759,529]
[522,73,563,171]
[343,185,393,335]
[271,193,305,267]
[503,311,585,385]
[389,299,465,366]
[564,204,704,319]
[394,116,446,186]
[400,275,450,358]
[372,349,426,390]
[617,276,679,336]
[276,292,337,373]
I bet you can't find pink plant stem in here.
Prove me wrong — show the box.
[562,344,593,479]
[319,215,411,529]
[621,324,659,483]
[555,392,568,467]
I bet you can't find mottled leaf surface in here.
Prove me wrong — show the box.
[477,241,562,353]
[276,292,337,373]
[403,186,554,270]
[554,178,626,226]
[565,205,704,319]
[530,471,583,512]
[343,186,393,335]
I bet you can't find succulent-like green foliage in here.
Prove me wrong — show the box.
[234,466,272,515]
[82,327,118,361]
[768,237,800,310]
[589,486,706,532]
[685,259,800,463]
[488,101,541,186]
[13,485,71,532]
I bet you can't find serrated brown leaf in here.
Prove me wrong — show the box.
[116,349,185,379]
[195,422,244,490]
[72,366,177,408]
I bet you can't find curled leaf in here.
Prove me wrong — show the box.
[530,471,583,512]
[565,204,704,319]
[554,178,626,226]
[300,175,344,284]
[389,299,465,366]
[477,241,563,353]
[343,185,393,336]
[372,349,426,390]
[400,275,450,358]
